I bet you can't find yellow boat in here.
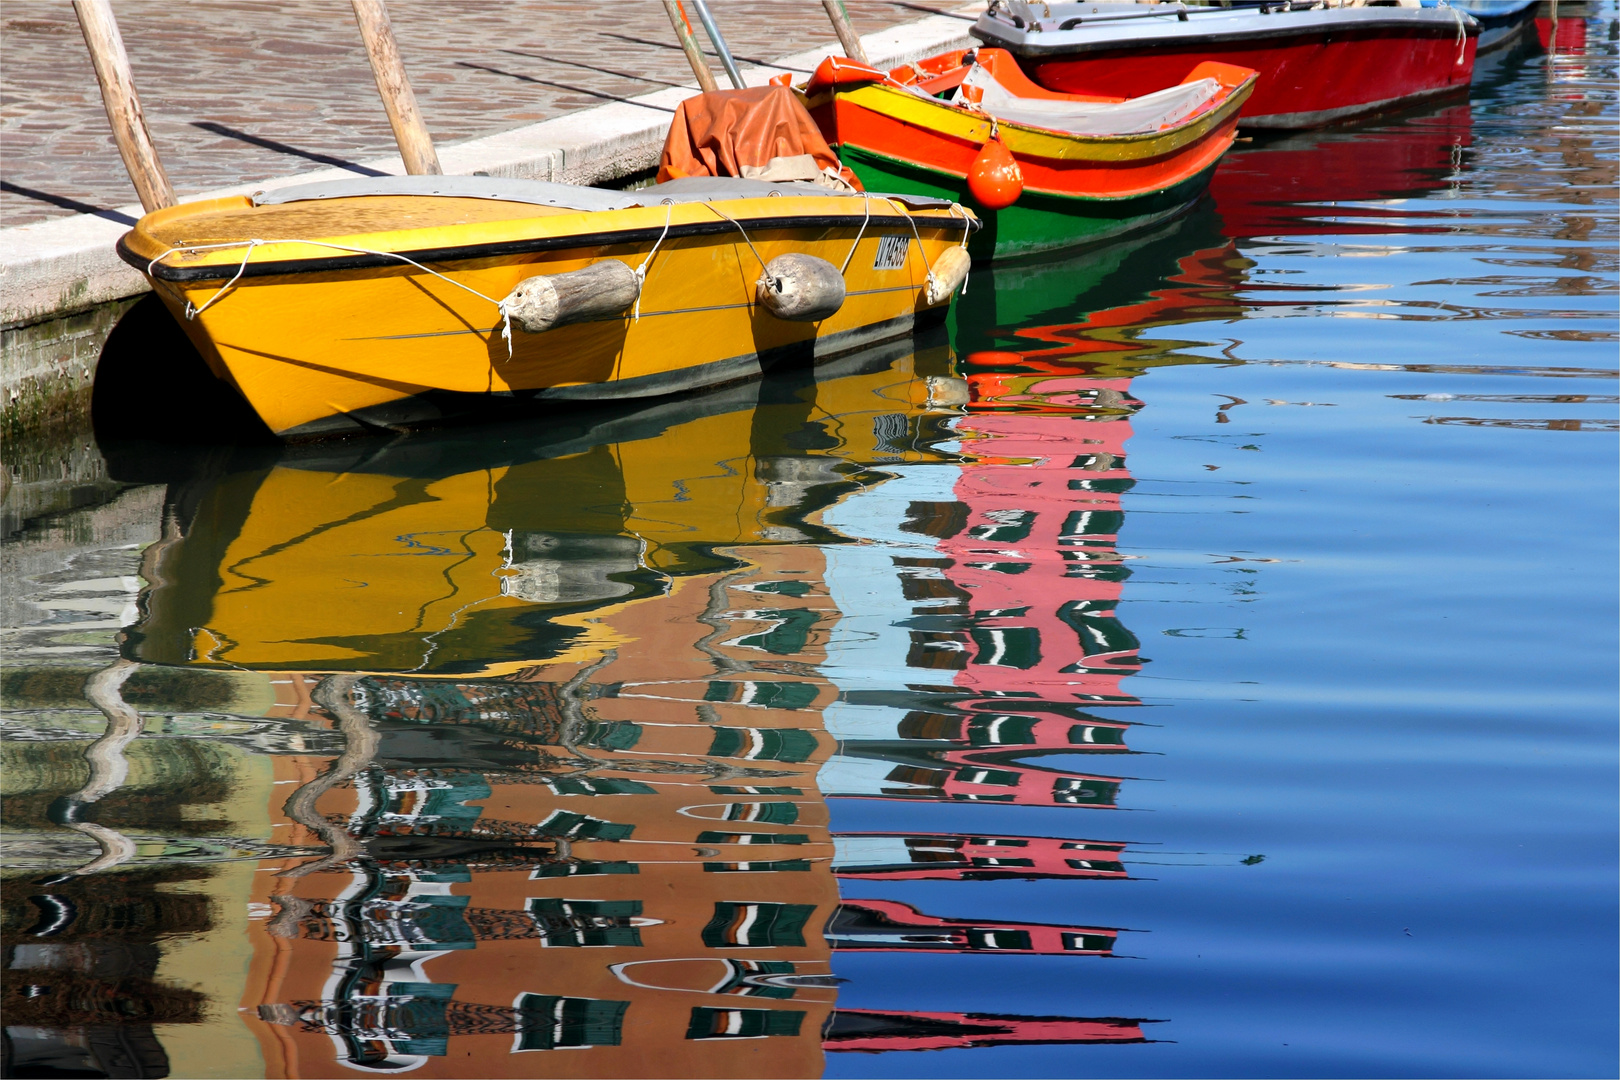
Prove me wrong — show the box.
[117,176,975,439]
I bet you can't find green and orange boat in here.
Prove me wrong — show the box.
[802,48,1256,262]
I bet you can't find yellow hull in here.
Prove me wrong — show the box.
[129,336,955,674]
[118,183,973,437]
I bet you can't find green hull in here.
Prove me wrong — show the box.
[840,144,1218,263]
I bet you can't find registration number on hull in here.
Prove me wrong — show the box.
[873,234,909,270]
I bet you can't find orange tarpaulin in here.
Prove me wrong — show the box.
[657,85,862,190]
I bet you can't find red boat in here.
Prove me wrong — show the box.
[971,0,1480,129]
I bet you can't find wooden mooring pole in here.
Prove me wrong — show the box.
[663,0,720,93]
[72,0,176,213]
[822,0,871,65]
[351,0,441,175]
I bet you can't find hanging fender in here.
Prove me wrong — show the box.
[967,133,1023,210]
[502,260,640,333]
[755,253,846,321]
[926,246,971,305]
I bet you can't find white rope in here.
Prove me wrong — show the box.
[631,201,676,322]
[147,238,263,319]
[1450,4,1467,65]
[146,236,517,357]
[839,192,873,275]
[703,202,769,272]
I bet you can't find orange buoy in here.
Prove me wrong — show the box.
[967,133,1023,210]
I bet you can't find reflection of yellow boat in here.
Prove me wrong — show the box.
[116,176,973,438]
[130,342,956,673]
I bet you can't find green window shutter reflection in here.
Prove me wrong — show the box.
[695,832,810,845]
[529,860,638,878]
[527,899,644,948]
[703,860,812,873]
[1053,777,1119,806]
[535,810,634,841]
[731,802,799,824]
[548,776,656,796]
[707,727,744,758]
[966,928,1032,950]
[969,626,1042,669]
[701,902,815,947]
[1062,932,1115,952]
[966,714,1039,745]
[1059,509,1125,540]
[702,681,818,710]
[686,1007,806,1040]
[515,994,629,1050]
[751,580,811,597]
[580,721,642,750]
[375,982,453,1057]
[1058,599,1141,658]
[734,609,820,655]
[1068,724,1125,746]
[967,509,1036,543]
[706,728,817,763]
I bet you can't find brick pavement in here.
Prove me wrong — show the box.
[0,1,971,227]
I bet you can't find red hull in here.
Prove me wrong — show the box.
[1028,29,1476,128]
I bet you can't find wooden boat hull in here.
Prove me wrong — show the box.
[972,3,1479,129]
[807,64,1252,262]
[118,183,972,439]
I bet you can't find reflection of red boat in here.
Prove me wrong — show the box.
[1208,103,1474,239]
[825,1009,1152,1052]
[1536,12,1588,52]
[971,1,1479,128]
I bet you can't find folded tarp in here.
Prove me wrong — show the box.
[658,85,862,190]
[954,64,1219,135]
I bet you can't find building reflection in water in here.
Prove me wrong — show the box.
[6,330,1166,1077]
[5,71,1533,1075]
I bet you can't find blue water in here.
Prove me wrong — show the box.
[2,12,1614,1079]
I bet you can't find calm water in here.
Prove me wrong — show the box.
[3,14,1616,1079]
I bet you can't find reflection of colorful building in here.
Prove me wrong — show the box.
[29,333,1180,1075]
[248,546,845,1078]
[241,544,1136,1075]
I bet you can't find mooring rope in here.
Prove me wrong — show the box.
[701,202,769,272]
[632,201,676,321]
[147,236,517,357]
[839,192,873,276]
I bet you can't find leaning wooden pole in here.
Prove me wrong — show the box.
[664,0,720,93]
[72,0,175,213]
[822,0,871,65]
[351,0,441,175]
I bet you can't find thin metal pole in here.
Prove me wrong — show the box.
[689,0,746,89]
[663,0,719,92]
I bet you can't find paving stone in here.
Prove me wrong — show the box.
[1,0,972,226]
